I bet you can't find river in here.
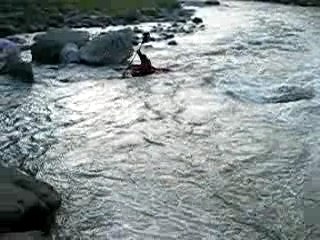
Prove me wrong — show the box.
[0,1,319,239]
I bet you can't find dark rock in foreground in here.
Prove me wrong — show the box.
[0,165,61,233]
[2,59,34,82]
[31,29,90,64]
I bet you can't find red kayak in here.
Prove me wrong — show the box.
[130,64,170,77]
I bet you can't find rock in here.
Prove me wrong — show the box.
[161,33,175,40]
[20,44,32,51]
[192,17,203,24]
[0,39,20,59]
[0,165,61,233]
[0,41,33,82]
[181,26,193,34]
[172,22,179,28]
[0,231,52,240]
[80,28,133,66]
[132,35,140,46]
[133,27,143,34]
[48,13,64,28]
[168,40,178,46]
[122,10,142,24]
[178,9,195,18]
[31,29,89,64]
[167,28,178,33]
[26,24,47,33]
[205,0,221,5]
[182,0,220,7]
[5,59,34,82]
[5,36,27,45]
[177,18,187,23]
[35,29,90,47]
[132,40,139,46]
[140,8,159,17]
[64,12,97,28]
[60,43,80,64]
[76,16,106,28]
[31,41,63,64]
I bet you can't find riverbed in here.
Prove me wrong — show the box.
[0,1,319,239]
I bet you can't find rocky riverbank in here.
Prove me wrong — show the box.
[242,0,320,6]
[0,165,61,240]
[0,0,195,37]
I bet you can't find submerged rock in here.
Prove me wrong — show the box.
[161,33,175,40]
[0,165,61,233]
[205,0,221,5]
[31,29,89,64]
[168,40,178,46]
[265,85,315,103]
[80,29,133,66]
[192,17,203,24]
[133,26,143,34]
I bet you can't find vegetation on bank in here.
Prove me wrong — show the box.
[1,0,179,16]
[62,0,180,15]
[0,0,180,36]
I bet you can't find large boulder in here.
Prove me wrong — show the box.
[80,28,133,66]
[4,36,27,46]
[0,165,61,233]
[0,39,33,82]
[60,43,80,64]
[31,29,90,64]
[0,39,20,60]
[2,59,34,83]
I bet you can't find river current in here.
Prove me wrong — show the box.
[0,1,319,239]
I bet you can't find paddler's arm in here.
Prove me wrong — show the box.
[137,49,143,61]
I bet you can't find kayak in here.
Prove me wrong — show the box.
[130,64,170,77]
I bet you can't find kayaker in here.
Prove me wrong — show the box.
[134,49,156,75]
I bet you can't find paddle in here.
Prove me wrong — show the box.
[122,32,151,78]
